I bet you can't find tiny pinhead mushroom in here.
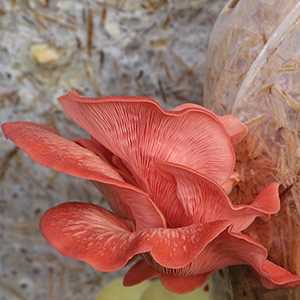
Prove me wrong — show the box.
[2,92,300,294]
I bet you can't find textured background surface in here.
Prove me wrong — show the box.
[0,1,226,299]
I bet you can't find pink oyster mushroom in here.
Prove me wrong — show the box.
[2,91,300,294]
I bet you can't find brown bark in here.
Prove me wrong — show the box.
[211,267,300,300]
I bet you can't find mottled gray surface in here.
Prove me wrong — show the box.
[0,1,226,299]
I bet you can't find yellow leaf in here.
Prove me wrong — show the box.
[141,280,210,300]
[96,278,150,300]
[31,44,60,64]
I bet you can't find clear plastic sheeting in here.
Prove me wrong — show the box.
[0,1,227,299]
[205,1,300,299]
